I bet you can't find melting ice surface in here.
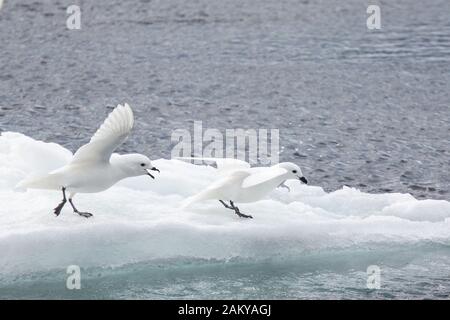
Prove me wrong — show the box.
[0,132,449,299]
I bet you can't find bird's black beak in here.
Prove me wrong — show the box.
[146,167,160,179]
[299,176,308,184]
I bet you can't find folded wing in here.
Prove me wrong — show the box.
[72,103,134,164]
[241,167,287,189]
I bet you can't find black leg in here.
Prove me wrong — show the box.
[53,187,67,216]
[68,198,93,218]
[219,200,234,209]
[219,200,253,219]
[230,201,253,219]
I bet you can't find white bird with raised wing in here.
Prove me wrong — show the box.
[18,103,160,218]
[181,158,308,219]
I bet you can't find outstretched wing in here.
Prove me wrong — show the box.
[241,167,287,189]
[71,103,134,164]
[176,157,251,174]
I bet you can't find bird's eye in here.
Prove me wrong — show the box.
[140,163,146,167]
[292,170,297,174]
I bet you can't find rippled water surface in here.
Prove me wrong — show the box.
[1,0,449,199]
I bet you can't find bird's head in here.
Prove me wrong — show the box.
[277,162,308,184]
[115,154,160,178]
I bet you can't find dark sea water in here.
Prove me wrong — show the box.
[0,0,450,300]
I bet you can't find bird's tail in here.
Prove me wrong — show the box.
[180,193,201,209]
[179,190,212,209]
[16,173,61,191]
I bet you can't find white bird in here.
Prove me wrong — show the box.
[181,158,308,219]
[17,103,160,218]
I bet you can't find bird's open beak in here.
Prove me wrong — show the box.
[146,167,160,179]
[299,176,308,184]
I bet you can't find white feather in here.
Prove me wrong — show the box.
[182,161,304,211]
[72,103,134,164]
[241,167,288,189]
[16,103,145,195]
